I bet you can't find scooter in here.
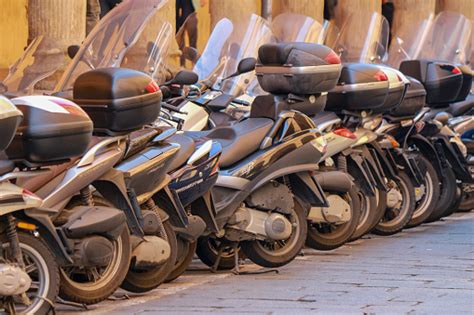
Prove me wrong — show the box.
[0,96,59,315]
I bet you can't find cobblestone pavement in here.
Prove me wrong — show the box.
[58,212,474,315]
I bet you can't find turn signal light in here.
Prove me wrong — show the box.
[17,222,37,231]
[333,128,357,139]
[386,135,400,148]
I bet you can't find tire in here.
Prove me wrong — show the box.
[426,167,457,222]
[457,190,474,212]
[368,189,388,231]
[166,239,197,282]
[1,232,59,315]
[241,200,307,268]
[406,155,440,228]
[349,185,378,241]
[60,197,131,305]
[306,186,361,250]
[196,236,238,270]
[372,171,415,236]
[121,221,177,293]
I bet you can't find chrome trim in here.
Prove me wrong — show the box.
[331,81,388,93]
[216,175,250,190]
[78,136,126,167]
[0,169,50,183]
[255,64,342,75]
[188,140,213,165]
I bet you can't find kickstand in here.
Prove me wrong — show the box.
[108,294,130,301]
[231,244,279,276]
[210,245,225,273]
[55,297,88,310]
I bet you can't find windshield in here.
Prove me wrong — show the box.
[121,20,173,85]
[55,0,167,92]
[271,13,323,43]
[387,15,434,68]
[388,12,472,67]
[0,36,65,95]
[192,18,234,82]
[332,12,389,64]
[419,11,472,65]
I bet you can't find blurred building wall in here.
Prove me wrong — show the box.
[0,0,28,69]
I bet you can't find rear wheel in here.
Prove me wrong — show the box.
[165,238,197,283]
[426,167,457,222]
[349,186,378,241]
[1,232,59,315]
[373,172,415,236]
[121,220,177,293]
[306,186,361,250]
[60,197,131,305]
[406,155,440,228]
[241,200,307,268]
[196,236,238,270]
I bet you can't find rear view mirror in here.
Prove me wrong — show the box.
[167,70,198,85]
[68,45,80,59]
[237,57,257,75]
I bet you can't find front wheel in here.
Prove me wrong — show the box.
[306,186,361,250]
[1,232,59,315]
[372,172,415,236]
[241,200,307,268]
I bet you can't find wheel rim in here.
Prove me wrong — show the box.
[255,207,300,257]
[2,242,50,314]
[412,170,434,219]
[379,178,410,227]
[309,193,353,240]
[356,192,371,231]
[60,235,123,291]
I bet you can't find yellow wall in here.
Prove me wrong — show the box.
[0,0,28,68]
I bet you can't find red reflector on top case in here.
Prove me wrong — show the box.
[145,81,159,93]
[452,67,461,74]
[374,70,388,81]
[324,51,341,64]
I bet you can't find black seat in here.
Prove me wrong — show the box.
[167,133,196,171]
[449,94,474,117]
[186,118,273,168]
[0,160,14,176]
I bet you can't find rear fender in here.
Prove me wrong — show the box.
[434,135,472,181]
[409,134,443,177]
[347,151,378,194]
[288,172,328,209]
[93,169,144,237]
[152,186,189,228]
[367,142,398,180]
[190,192,219,233]
[19,208,72,265]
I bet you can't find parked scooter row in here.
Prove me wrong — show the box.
[0,1,472,313]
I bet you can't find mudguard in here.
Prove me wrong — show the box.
[408,134,444,178]
[346,153,376,195]
[20,208,73,265]
[152,186,189,228]
[390,149,424,186]
[189,192,219,233]
[434,135,473,182]
[360,145,389,191]
[289,172,328,208]
[366,142,397,185]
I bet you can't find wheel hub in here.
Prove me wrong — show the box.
[387,183,403,209]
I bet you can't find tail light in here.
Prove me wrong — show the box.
[374,70,388,81]
[145,80,160,93]
[333,128,357,139]
[452,67,461,75]
[325,51,341,64]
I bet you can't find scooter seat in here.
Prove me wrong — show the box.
[449,94,474,117]
[186,118,273,168]
[0,160,14,176]
[167,133,196,171]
